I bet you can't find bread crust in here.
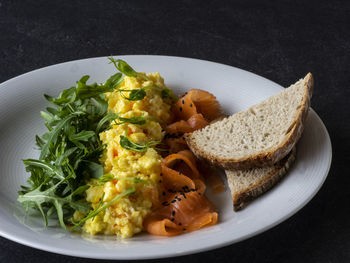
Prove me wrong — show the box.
[226,147,296,211]
[184,73,313,170]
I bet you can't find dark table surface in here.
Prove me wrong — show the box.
[1,0,349,262]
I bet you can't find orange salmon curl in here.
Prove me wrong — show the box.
[144,150,218,236]
[164,89,222,152]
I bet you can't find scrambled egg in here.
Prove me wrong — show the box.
[73,73,173,238]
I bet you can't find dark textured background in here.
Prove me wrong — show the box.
[1,0,349,262]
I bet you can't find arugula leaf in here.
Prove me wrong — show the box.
[72,187,135,229]
[97,113,151,132]
[84,161,104,179]
[108,57,149,81]
[119,135,161,152]
[19,57,170,230]
[18,178,90,228]
[69,131,95,142]
[92,192,105,221]
[19,69,118,228]
[44,87,76,105]
[55,147,77,166]
[118,85,175,101]
[155,86,176,100]
[23,159,65,180]
[105,72,125,90]
[35,135,45,149]
[161,89,171,99]
[98,173,114,182]
[71,185,90,196]
[120,135,148,152]
[120,88,147,101]
[92,96,108,116]
[46,107,60,116]
[40,111,53,122]
[96,113,119,132]
[75,74,123,99]
[120,177,149,185]
[116,116,148,125]
[39,113,80,160]
[98,173,149,185]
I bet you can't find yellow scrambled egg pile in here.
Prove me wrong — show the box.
[73,73,173,238]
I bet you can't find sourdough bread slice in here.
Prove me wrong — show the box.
[185,73,313,170]
[226,146,296,211]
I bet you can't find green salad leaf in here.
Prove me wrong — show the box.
[98,173,149,185]
[119,135,161,152]
[108,57,150,81]
[75,74,123,99]
[116,116,148,125]
[18,63,125,228]
[96,113,153,132]
[98,173,114,183]
[120,88,147,101]
[18,58,172,230]
[118,85,175,101]
[72,187,136,229]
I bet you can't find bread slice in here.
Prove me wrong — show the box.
[185,73,313,170]
[227,146,296,211]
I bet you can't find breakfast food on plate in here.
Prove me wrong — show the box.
[144,150,218,236]
[226,147,296,211]
[75,72,172,237]
[164,89,222,153]
[185,73,313,170]
[17,57,312,237]
[18,58,221,238]
[185,73,313,210]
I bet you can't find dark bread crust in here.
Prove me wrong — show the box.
[229,147,296,211]
[184,73,313,170]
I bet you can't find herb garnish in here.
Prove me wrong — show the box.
[119,135,161,152]
[98,173,150,185]
[108,57,150,81]
[96,112,156,132]
[108,57,176,101]
[98,173,114,183]
[72,187,136,229]
[18,58,170,230]
[119,87,147,101]
[18,67,124,228]
[118,85,174,101]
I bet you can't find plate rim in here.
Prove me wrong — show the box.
[0,55,332,260]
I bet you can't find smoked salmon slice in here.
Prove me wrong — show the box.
[187,113,209,130]
[166,114,208,134]
[144,150,218,236]
[173,89,221,122]
[166,120,193,134]
[144,192,218,236]
[186,89,222,121]
[146,90,222,237]
[164,137,188,153]
[161,150,199,190]
[165,89,221,142]
[144,179,218,236]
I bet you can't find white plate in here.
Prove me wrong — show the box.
[0,55,332,260]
